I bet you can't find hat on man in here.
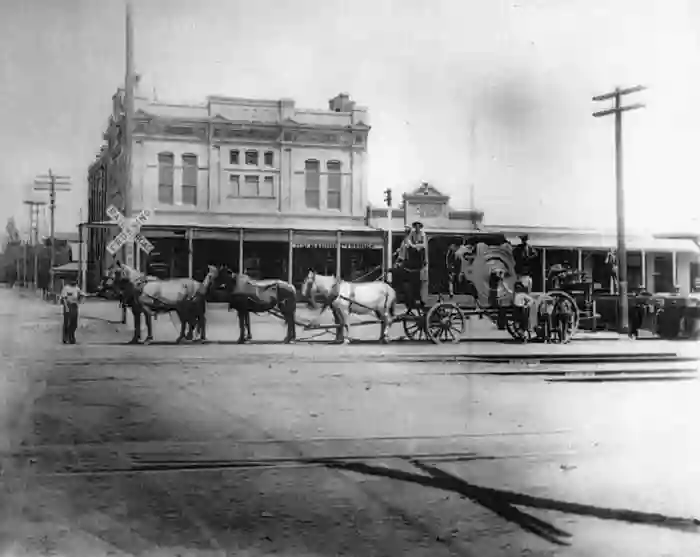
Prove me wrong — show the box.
[411,221,424,229]
[519,234,529,241]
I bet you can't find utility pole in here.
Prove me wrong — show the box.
[24,199,46,289]
[123,0,136,267]
[593,85,646,334]
[34,170,71,294]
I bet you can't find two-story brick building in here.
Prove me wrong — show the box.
[85,90,384,289]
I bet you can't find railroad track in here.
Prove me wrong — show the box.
[6,429,575,477]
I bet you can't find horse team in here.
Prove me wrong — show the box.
[99,234,564,345]
[100,261,397,345]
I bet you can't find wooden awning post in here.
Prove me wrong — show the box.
[672,251,678,288]
[238,229,244,273]
[187,228,193,279]
[336,230,342,277]
[288,230,294,283]
[541,247,547,292]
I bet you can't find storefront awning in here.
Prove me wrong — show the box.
[527,233,700,253]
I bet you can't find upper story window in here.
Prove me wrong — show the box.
[227,174,275,198]
[157,152,174,205]
[264,151,274,167]
[245,150,259,166]
[181,154,198,206]
[229,149,239,165]
[304,159,320,209]
[326,160,342,210]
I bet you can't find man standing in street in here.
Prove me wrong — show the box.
[59,276,89,344]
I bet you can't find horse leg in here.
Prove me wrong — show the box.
[329,304,344,343]
[334,304,350,345]
[143,308,154,343]
[245,312,252,341]
[129,306,141,344]
[185,312,194,341]
[199,312,207,342]
[175,309,187,344]
[237,311,247,344]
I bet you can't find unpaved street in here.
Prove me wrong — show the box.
[1,291,700,556]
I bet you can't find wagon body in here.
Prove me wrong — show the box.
[389,231,580,344]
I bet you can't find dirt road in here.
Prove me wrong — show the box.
[2,290,699,556]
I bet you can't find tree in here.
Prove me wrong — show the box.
[4,217,20,248]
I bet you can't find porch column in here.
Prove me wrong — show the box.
[672,251,678,288]
[335,230,342,277]
[641,250,646,289]
[135,240,141,272]
[288,229,294,283]
[577,248,583,271]
[187,228,193,279]
[541,247,547,291]
[78,224,84,290]
[238,228,244,273]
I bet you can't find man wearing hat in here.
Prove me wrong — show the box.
[407,220,427,253]
[407,221,429,303]
[513,234,536,293]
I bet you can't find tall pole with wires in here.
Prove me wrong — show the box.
[593,85,646,334]
[123,0,136,267]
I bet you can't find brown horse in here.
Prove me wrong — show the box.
[217,268,297,344]
[106,262,218,344]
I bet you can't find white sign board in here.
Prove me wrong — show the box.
[105,205,154,257]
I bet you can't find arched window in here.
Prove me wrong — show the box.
[181,153,198,206]
[157,152,174,204]
[326,160,342,210]
[304,159,320,209]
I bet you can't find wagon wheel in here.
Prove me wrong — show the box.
[426,302,466,344]
[545,290,580,344]
[402,307,426,341]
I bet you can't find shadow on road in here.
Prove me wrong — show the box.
[319,459,700,547]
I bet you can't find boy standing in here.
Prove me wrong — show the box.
[59,277,87,344]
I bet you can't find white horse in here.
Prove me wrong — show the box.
[301,270,397,344]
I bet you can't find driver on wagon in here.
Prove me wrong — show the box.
[395,221,428,264]
[512,234,536,293]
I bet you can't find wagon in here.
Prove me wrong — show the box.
[388,232,581,344]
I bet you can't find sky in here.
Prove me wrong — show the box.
[0,0,699,239]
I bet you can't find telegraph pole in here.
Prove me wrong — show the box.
[24,199,46,289]
[593,85,646,334]
[123,0,136,266]
[34,170,71,292]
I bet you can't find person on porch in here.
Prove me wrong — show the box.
[605,248,619,294]
[513,234,536,293]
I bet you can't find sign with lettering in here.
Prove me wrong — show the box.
[105,205,154,257]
